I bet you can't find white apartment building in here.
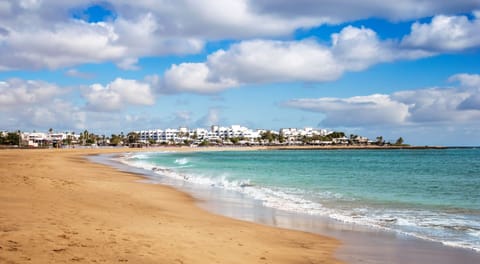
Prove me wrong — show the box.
[136,125,341,145]
[190,128,209,140]
[210,125,260,142]
[138,128,191,143]
[138,125,263,144]
[138,129,169,143]
[23,132,48,147]
[20,132,79,147]
[280,127,330,140]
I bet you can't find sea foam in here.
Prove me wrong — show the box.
[118,150,480,253]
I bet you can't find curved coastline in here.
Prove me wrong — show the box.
[0,147,341,264]
[101,146,480,264]
[2,146,480,264]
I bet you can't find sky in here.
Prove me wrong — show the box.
[1,0,480,146]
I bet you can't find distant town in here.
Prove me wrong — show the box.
[0,125,405,148]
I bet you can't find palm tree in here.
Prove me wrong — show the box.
[395,137,404,145]
[127,132,139,144]
[17,130,22,147]
[81,130,89,145]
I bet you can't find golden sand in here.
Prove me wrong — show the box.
[0,148,342,264]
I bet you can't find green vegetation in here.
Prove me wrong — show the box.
[229,137,240,144]
[127,132,139,144]
[376,136,384,145]
[0,132,20,146]
[199,140,210,146]
[393,137,409,146]
[110,134,123,146]
[0,128,408,148]
[260,130,277,143]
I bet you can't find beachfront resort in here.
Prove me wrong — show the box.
[1,125,386,148]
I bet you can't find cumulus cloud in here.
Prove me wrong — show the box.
[0,79,62,107]
[458,94,480,110]
[1,20,123,70]
[449,73,480,110]
[251,0,480,23]
[449,73,480,87]
[65,68,94,79]
[83,78,155,111]
[392,88,473,123]
[0,79,86,130]
[0,77,161,132]
[401,12,480,52]
[158,25,431,93]
[285,94,410,126]
[162,63,239,94]
[284,74,480,127]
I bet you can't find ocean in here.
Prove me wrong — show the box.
[119,148,480,253]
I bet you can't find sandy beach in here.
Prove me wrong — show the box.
[0,147,342,264]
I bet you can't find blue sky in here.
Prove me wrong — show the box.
[1,1,480,146]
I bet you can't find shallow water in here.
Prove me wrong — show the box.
[121,148,480,252]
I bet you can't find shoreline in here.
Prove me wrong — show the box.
[0,143,452,151]
[270,145,448,150]
[101,147,480,264]
[0,148,342,264]
[2,147,480,264]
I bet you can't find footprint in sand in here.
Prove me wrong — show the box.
[6,240,20,251]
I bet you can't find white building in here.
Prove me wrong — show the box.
[210,125,260,142]
[137,125,262,144]
[279,127,330,143]
[20,131,79,147]
[135,125,343,145]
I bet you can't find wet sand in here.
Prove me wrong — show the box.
[0,148,341,264]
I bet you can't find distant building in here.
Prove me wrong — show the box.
[11,125,368,148]
[19,131,79,147]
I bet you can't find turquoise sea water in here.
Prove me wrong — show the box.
[122,148,480,252]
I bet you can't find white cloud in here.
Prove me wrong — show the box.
[83,78,155,111]
[0,79,62,107]
[284,74,480,127]
[250,0,480,23]
[0,79,86,130]
[392,88,473,123]
[401,13,480,52]
[448,73,480,87]
[1,20,125,70]
[162,63,239,94]
[458,94,480,110]
[331,26,395,71]
[207,39,344,83]
[0,77,161,132]
[285,94,410,126]
[448,73,480,110]
[65,68,94,79]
